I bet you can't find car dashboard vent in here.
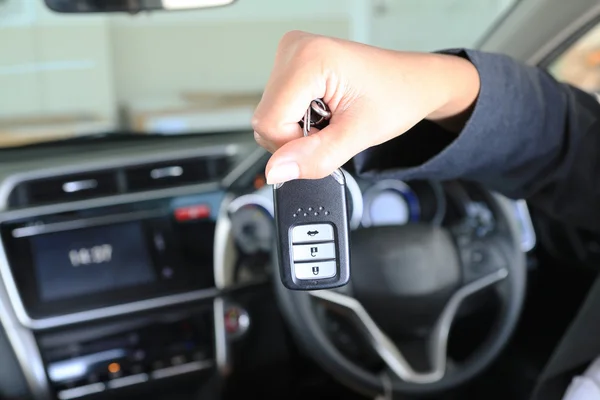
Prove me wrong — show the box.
[124,155,229,193]
[6,153,233,208]
[15,170,120,206]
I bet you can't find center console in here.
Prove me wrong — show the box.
[40,307,215,399]
[0,189,227,399]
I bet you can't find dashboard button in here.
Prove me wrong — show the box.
[224,305,250,339]
[292,223,335,243]
[294,261,336,280]
[292,242,336,262]
[174,205,210,221]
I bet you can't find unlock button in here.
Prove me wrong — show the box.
[292,242,336,262]
[294,261,336,280]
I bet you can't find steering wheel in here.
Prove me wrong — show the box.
[274,190,526,398]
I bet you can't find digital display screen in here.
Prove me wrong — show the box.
[30,222,156,302]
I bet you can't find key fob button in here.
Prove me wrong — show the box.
[292,223,335,243]
[292,242,336,261]
[294,261,337,280]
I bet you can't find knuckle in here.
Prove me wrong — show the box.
[295,35,337,60]
[279,30,305,45]
[251,116,278,143]
[251,114,262,132]
[280,29,305,43]
[253,131,276,153]
[251,111,274,137]
[279,32,337,64]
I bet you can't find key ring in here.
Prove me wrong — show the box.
[302,99,332,137]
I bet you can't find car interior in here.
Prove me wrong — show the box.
[1,0,600,399]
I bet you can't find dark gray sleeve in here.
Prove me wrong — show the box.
[354,49,600,231]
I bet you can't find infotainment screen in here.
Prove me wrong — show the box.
[30,222,156,302]
[0,192,221,323]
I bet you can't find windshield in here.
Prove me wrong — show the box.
[0,0,517,148]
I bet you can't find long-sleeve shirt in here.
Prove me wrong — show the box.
[354,49,600,233]
[353,49,600,400]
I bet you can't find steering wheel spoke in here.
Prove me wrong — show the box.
[310,289,441,383]
[310,257,508,385]
[426,267,508,380]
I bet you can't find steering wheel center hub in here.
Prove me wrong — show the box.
[350,225,461,336]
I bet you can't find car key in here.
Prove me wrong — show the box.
[273,99,350,290]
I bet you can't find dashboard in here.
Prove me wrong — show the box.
[0,132,537,400]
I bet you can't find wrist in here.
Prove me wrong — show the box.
[425,53,481,131]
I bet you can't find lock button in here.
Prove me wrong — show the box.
[294,261,337,280]
[292,242,336,262]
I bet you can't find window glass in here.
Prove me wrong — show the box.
[0,0,517,147]
[548,23,600,92]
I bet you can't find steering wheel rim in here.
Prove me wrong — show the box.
[274,192,527,397]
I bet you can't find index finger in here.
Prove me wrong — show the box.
[252,34,329,150]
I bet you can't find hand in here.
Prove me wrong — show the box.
[252,31,481,184]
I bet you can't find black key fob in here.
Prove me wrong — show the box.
[273,169,350,290]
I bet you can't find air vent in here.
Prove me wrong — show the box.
[5,153,234,208]
[24,171,120,205]
[124,155,230,192]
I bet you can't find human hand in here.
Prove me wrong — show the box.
[252,31,480,184]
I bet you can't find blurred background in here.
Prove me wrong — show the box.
[0,0,518,146]
[1,0,594,148]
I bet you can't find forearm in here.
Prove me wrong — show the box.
[425,53,481,133]
[355,49,600,231]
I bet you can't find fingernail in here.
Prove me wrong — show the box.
[266,162,300,184]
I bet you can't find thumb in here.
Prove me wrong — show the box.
[265,122,367,184]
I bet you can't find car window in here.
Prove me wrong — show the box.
[0,0,517,147]
[548,22,600,92]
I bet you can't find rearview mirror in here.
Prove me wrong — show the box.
[44,0,236,13]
